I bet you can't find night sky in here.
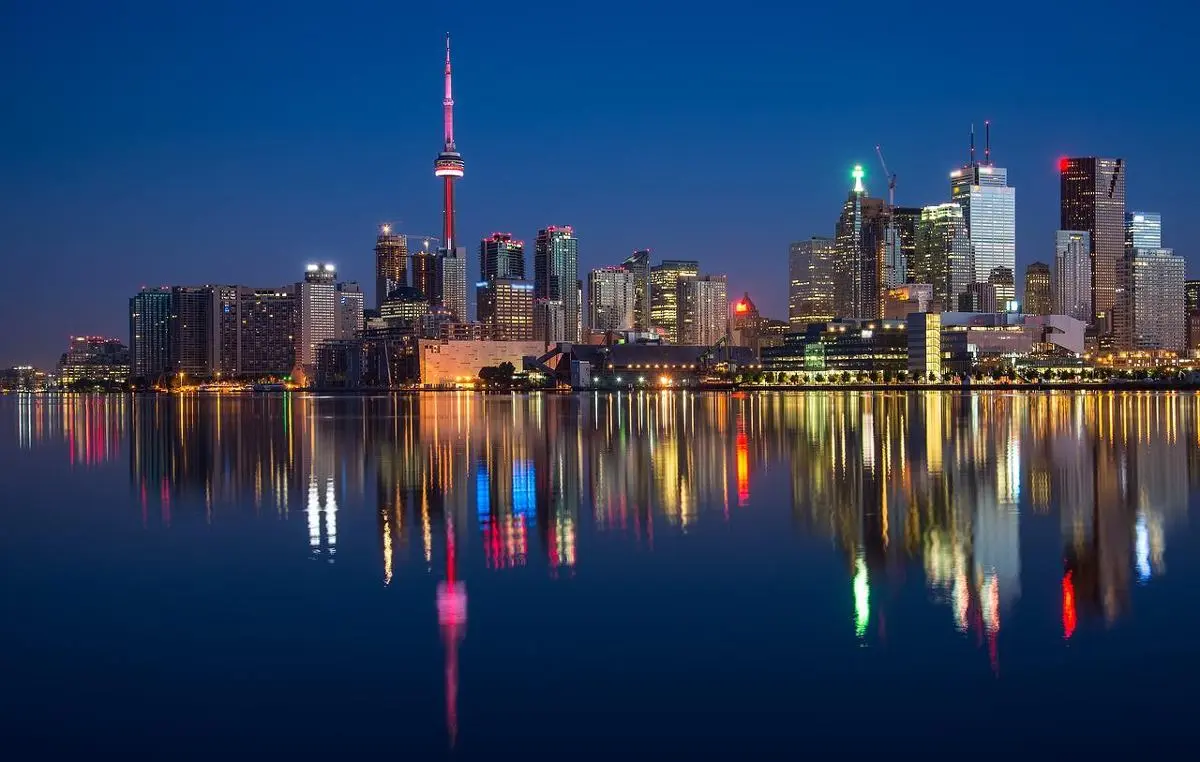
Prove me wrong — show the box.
[2,0,1193,368]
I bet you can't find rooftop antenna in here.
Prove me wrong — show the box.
[984,120,991,165]
[970,124,976,165]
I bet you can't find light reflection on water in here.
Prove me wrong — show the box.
[3,390,1200,752]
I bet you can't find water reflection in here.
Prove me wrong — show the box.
[10,390,1200,746]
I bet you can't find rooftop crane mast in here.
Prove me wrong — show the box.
[875,145,903,288]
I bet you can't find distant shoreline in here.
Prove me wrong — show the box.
[6,381,1200,396]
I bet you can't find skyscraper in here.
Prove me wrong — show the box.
[129,287,172,382]
[587,267,636,332]
[533,299,565,345]
[988,266,1015,311]
[439,249,469,322]
[337,282,364,339]
[1126,212,1161,249]
[411,238,437,302]
[1023,262,1052,316]
[789,237,836,327]
[480,233,525,282]
[170,285,218,378]
[834,165,887,318]
[298,263,338,378]
[1055,231,1092,323]
[676,274,728,346]
[650,259,699,342]
[239,286,297,377]
[912,204,972,312]
[534,226,580,342]
[620,249,652,331]
[477,279,534,340]
[1128,247,1185,351]
[951,128,1016,285]
[375,225,408,309]
[1060,157,1125,329]
[1186,280,1200,352]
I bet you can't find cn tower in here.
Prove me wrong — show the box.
[434,33,464,252]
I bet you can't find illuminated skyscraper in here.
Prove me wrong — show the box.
[411,238,437,303]
[533,299,565,344]
[374,225,407,309]
[129,287,172,382]
[1054,231,1092,322]
[1186,280,1200,351]
[988,266,1015,311]
[298,263,338,378]
[587,266,636,332]
[834,165,887,318]
[534,226,579,342]
[650,259,699,342]
[913,204,972,311]
[337,282,364,339]
[439,248,469,322]
[170,285,218,378]
[620,249,652,331]
[1126,211,1161,249]
[676,274,728,346]
[480,233,525,282]
[1128,247,1185,351]
[1060,157,1125,330]
[1023,262,1052,316]
[477,279,534,340]
[951,127,1016,285]
[789,236,836,327]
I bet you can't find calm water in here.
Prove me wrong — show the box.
[2,391,1198,754]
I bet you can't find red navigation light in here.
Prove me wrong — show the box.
[1058,157,1070,173]
[735,301,749,313]
[1062,570,1077,639]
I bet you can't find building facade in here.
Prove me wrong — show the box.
[951,163,1016,285]
[789,236,836,328]
[621,249,652,332]
[833,166,887,319]
[1054,230,1092,323]
[129,287,172,382]
[58,336,130,386]
[374,225,407,309]
[1060,157,1125,330]
[912,204,972,312]
[239,286,297,377]
[533,299,566,345]
[650,259,699,342]
[587,267,636,332]
[1128,247,1185,351]
[337,282,364,340]
[439,247,469,322]
[298,263,338,376]
[676,274,728,346]
[988,266,1015,310]
[477,279,534,340]
[170,285,218,378]
[534,226,580,342]
[480,233,525,282]
[1126,212,1161,250]
[1023,262,1052,316]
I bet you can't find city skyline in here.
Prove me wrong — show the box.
[2,2,1196,368]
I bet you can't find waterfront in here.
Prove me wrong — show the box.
[2,391,1199,754]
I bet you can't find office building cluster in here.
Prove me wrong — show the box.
[786,130,1191,371]
[126,267,362,386]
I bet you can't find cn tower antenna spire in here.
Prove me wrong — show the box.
[443,32,454,150]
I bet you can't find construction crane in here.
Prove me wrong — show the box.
[875,145,903,287]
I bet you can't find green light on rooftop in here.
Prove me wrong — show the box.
[852,164,865,193]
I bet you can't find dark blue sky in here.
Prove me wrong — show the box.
[2,0,1193,368]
